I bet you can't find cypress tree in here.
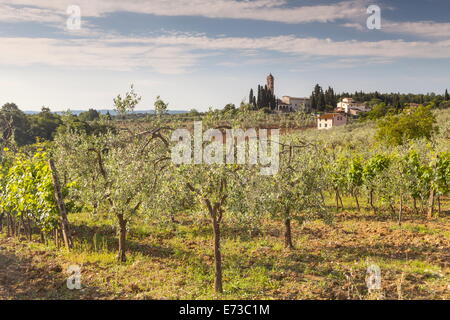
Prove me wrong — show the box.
[318,87,325,111]
[264,86,268,106]
[249,89,255,108]
[310,95,316,111]
[257,85,262,109]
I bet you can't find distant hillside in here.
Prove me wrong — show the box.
[24,109,188,115]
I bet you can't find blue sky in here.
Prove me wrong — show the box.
[0,0,449,111]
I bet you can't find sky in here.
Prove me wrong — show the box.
[0,0,449,111]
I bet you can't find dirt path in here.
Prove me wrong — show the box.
[0,237,65,299]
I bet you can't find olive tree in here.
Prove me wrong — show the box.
[144,164,195,226]
[167,121,268,293]
[253,136,331,249]
[113,84,141,118]
[54,127,170,262]
[173,163,242,293]
[154,96,168,117]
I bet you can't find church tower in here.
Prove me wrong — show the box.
[267,73,274,94]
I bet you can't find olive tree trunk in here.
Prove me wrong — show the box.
[398,194,403,226]
[284,218,294,249]
[369,189,376,213]
[354,191,360,212]
[211,215,223,294]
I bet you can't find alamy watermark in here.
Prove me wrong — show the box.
[366,264,382,290]
[64,4,380,31]
[66,264,82,290]
[171,122,280,175]
[66,5,82,30]
[367,5,382,30]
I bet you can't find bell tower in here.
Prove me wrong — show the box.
[267,73,274,94]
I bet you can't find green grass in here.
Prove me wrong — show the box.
[391,223,450,238]
[1,198,449,300]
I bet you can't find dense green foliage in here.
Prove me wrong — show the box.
[0,103,115,147]
[246,81,449,116]
[154,96,169,116]
[337,90,449,109]
[248,84,276,110]
[310,84,337,111]
[0,148,75,240]
[78,109,100,122]
[113,84,141,118]
[375,105,437,145]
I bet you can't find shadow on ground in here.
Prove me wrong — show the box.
[0,239,110,300]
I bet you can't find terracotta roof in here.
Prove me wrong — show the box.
[283,96,309,100]
[318,113,337,120]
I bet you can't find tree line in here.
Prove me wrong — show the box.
[0,103,113,147]
[248,85,277,111]
[247,82,450,114]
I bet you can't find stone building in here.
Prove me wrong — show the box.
[336,98,369,114]
[264,74,310,113]
[317,113,347,130]
[280,96,311,112]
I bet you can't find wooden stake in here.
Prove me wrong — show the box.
[48,159,72,249]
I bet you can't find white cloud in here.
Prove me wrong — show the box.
[2,0,449,40]
[0,0,368,24]
[0,3,64,23]
[109,34,450,59]
[342,20,450,39]
[383,21,450,39]
[290,57,394,72]
[1,34,449,75]
[0,37,206,74]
